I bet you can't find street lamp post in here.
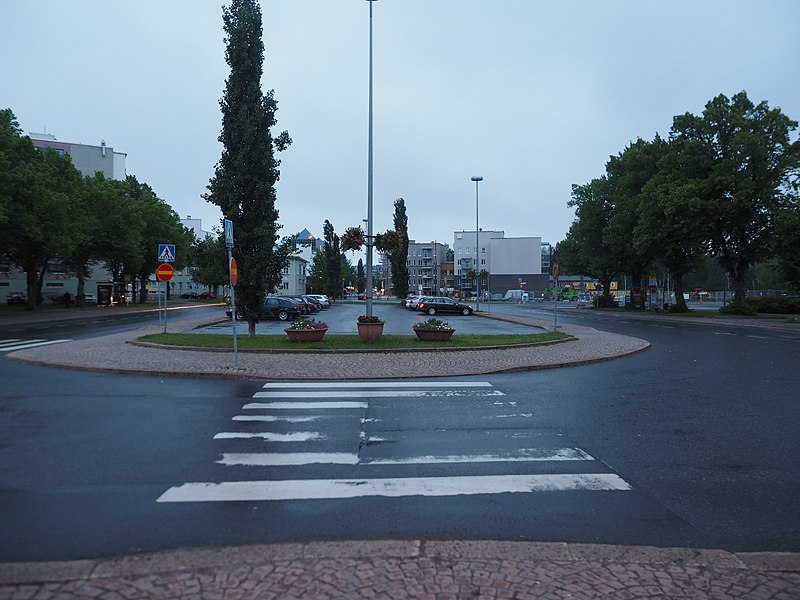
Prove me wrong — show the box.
[365,0,377,317]
[471,176,483,312]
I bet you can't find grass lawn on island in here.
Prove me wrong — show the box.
[138,331,571,351]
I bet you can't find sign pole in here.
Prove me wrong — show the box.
[225,220,238,368]
[163,277,167,334]
[552,262,559,331]
[229,248,238,368]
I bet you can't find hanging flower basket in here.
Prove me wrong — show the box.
[341,226,366,252]
[374,229,405,254]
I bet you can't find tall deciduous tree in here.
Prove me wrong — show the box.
[356,258,366,294]
[670,92,800,306]
[204,0,292,336]
[560,179,620,306]
[390,198,409,298]
[322,220,342,299]
[0,110,81,308]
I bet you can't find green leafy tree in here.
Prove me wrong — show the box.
[634,138,710,311]
[204,0,292,336]
[356,258,366,294]
[322,220,342,299]
[773,205,800,292]
[560,179,620,306]
[0,111,82,309]
[670,91,800,306]
[191,233,229,292]
[390,198,409,298]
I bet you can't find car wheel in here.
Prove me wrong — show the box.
[427,307,436,315]
[278,310,289,320]
[462,307,472,315]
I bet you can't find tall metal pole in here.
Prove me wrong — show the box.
[365,0,376,317]
[471,176,483,312]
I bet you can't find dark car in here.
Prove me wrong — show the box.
[416,296,474,316]
[179,291,199,299]
[226,296,303,321]
[302,295,323,311]
[6,292,26,305]
[281,295,314,314]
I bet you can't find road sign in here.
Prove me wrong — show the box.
[230,257,238,286]
[224,219,234,248]
[552,262,559,279]
[158,244,176,262]
[156,263,174,282]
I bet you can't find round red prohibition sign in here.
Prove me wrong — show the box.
[230,257,238,286]
[156,263,174,282]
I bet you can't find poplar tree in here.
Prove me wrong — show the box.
[391,198,410,298]
[205,0,292,336]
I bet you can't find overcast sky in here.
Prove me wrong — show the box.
[3,0,799,248]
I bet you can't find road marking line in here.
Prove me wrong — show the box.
[0,339,25,345]
[157,473,632,503]
[262,381,494,389]
[747,335,769,339]
[213,432,324,442]
[216,448,594,467]
[243,402,368,410]
[232,415,321,423]
[366,448,594,464]
[253,390,505,399]
[218,452,359,466]
[0,339,71,352]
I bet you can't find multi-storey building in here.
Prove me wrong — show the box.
[406,240,448,296]
[29,132,127,180]
[453,230,548,298]
[453,229,504,297]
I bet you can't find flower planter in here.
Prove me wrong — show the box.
[414,328,455,342]
[284,327,328,342]
[357,322,384,343]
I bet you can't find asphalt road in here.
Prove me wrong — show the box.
[1,303,798,562]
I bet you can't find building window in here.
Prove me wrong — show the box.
[481,247,486,253]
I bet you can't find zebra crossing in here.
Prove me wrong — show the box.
[0,338,71,352]
[157,380,632,503]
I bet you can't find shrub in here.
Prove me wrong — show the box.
[719,302,758,316]
[746,296,800,314]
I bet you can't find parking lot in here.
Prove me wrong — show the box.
[197,301,545,336]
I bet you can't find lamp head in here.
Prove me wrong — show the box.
[471,176,483,182]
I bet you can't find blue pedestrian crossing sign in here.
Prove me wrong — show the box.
[224,219,234,248]
[158,243,176,263]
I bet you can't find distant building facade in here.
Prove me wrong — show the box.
[29,132,127,180]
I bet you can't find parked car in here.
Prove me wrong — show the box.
[302,295,323,311]
[416,296,474,316]
[401,293,417,307]
[406,295,429,310]
[179,291,199,299]
[226,296,303,321]
[82,293,98,305]
[280,295,313,314]
[307,294,330,308]
[6,292,26,305]
[199,291,217,299]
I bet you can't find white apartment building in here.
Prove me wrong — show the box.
[406,240,448,295]
[453,230,548,298]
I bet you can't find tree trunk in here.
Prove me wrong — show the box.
[76,274,86,307]
[248,318,256,338]
[672,273,688,312]
[24,261,38,311]
[36,263,48,306]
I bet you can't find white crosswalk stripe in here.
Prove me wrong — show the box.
[157,380,632,504]
[0,338,71,352]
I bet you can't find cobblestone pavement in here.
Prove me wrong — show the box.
[1,540,799,599]
[5,308,650,380]
[2,305,799,597]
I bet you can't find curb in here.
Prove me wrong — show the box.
[2,540,799,585]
